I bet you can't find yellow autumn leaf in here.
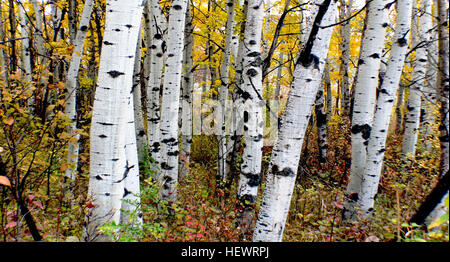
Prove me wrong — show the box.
[3,116,14,126]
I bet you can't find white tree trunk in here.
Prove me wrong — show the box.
[235,0,265,231]
[343,0,390,220]
[31,0,46,61]
[17,1,33,110]
[159,0,188,202]
[85,0,144,242]
[402,0,431,157]
[437,0,449,177]
[132,26,147,162]
[420,5,438,151]
[180,4,194,180]
[121,66,142,225]
[64,0,95,180]
[146,0,167,169]
[253,0,337,242]
[340,0,353,115]
[217,0,237,186]
[358,0,413,218]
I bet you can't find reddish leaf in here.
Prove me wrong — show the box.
[33,201,43,209]
[86,201,95,209]
[5,221,17,229]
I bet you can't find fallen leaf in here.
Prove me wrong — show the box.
[0,176,11,187]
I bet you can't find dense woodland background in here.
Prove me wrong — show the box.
[0,0,448,242]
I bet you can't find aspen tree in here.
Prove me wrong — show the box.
[235,0,265,232]
[159,0,188,202]
[180,3,194,180]
[437,0,449,177]
[146,0,167,169]
[132,26,147,162]
[218,0,237,187]
[358,0,413,218]
[253,0,338,242]
[64,0,95,180]
[17,1,33,111]
[340,0,353,116]
[85,0,144,242]
[343,0,390,220]
[402,0,432,157]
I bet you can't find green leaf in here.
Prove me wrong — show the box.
[427,213,449,230]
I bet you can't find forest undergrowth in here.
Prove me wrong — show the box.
[1,108,447,242]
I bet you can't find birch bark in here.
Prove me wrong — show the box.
[253,0,337,242]
[437,0,449,177]
[132,27,147,162]
[340,0,353,116]
[358,0,413,218]
[64,0,95,180]
[343,0,390,220]
[402,0,432,156]
[85,0,144,242]
[217,0,237,187]
[146,0,167,169]
[235,0,265,232]
[17,1,33,111]
[159,0,188,202]
[180,4,194,180]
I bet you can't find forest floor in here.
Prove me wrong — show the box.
[0,119,448,242]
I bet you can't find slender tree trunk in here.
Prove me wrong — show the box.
[0,1,8,87]
[159,0,188,202]
[132,26,147,162]
[226,1,247,190]
[437,0,449,178]
[395,85,404,134]
[64,0,94,181]
[340,0,353,116]
[146,0,166,170]
[217,0,237,188]
[84,0,144,242]
[316,65,330,164]
[31,0,45,61]
[420,4,438,151]
[253,0,338,242]
[343,0,390,221]
[358,0,413,218]
[121,42,142,225]
[17,1,33,111]
[235,0,265,233]
[180,3,194,180]
[402,0,432,157]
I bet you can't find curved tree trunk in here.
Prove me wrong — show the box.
[252,0,338,242]
[358,0,413,218]
[84,0,144,242]
[343,0,390,221]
